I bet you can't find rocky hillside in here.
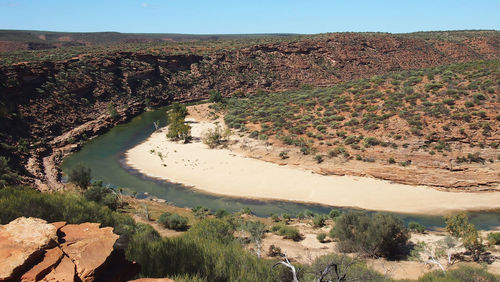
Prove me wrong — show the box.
[0,217,139,281]
[221,60,500,188]
[0,31,498,188]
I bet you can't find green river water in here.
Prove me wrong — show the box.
[62,106,500,229]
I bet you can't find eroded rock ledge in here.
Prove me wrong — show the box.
[0,217,139,281]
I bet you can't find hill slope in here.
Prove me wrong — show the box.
[221,60,500,188]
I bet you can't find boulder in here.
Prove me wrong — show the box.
[0,217,57,281]
[21,247,64,282]
[59,223,119,281]
[0,218,139,281]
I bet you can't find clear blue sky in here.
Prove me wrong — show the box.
[0,0,498,34]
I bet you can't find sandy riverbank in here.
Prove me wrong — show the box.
[125,114,500,215]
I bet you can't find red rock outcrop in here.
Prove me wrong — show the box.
[0,217,139,281]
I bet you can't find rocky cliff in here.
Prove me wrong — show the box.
[0,32,498,189]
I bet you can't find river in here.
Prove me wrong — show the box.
[62,106,500,229]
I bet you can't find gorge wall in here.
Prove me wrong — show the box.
[0,32,498,188]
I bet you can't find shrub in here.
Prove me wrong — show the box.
[127,218,280,280]
[208,90,223,103]
[487,232,500,245]
[108,103,118,120]
[0,187,135,243]
[202,126,231,148]
[279,151,289,159]
[215,208,230,218]
[316,232,327,243]
[68,165,92,190]
[408,221,426,233]
[304,209,315,218]
[192,206,211,219]
[273,225,301,241]
[364,137,380,147]
[83,181,120,210]
[281,213,291,223]
[267,244,282,257]
[387,157,396,164]
[314,154,324,164]
[158,212,189,230]
[331,212,409,258]
[270,214,280,222]
[418,265,497,282]
[328,209,341,219]
[306,254,384,281]
[312,215,326,228]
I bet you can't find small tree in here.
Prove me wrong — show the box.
[410,241,446,273]
[445,212,484,261]
[410,236,460,273]
[332,212,408,258]
[69,165,91,190]
[167,103,191,142]
[243,220,266,258]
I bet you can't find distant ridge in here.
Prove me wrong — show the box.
[0,29,298,52]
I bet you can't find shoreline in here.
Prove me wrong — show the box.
[125,111,500,216]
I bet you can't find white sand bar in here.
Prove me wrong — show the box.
[125,119,500,215]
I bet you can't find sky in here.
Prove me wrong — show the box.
[0,0,499,34]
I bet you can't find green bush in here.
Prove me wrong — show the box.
[418,265,497,282]
[314,154,324,163]
[202,126,231,148]
[158,212,189,230]
[214,208,230,218]
[328,209,341,219]
[208,90,223,103]
[108,103,118,120]
[316,232,327,242]
[0,187,135,244]
[83,181,120,210]
[408,221,426,233]
[487,232,500,245]
[272,224,301,241]
[331,212,409,258]
[270,213,280,222]
[312,215,326,228]
[127,218,281,280]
